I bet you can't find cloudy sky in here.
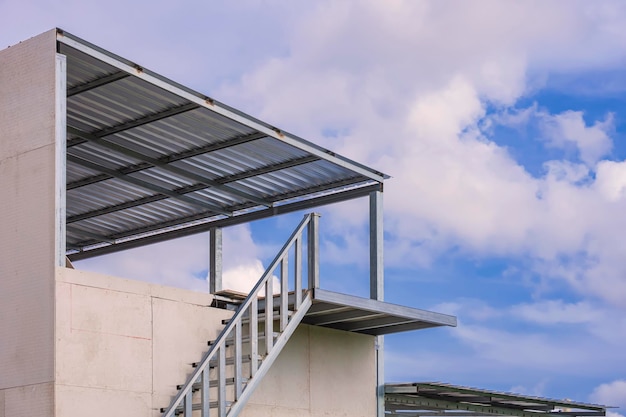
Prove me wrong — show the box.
[2,0,626,411]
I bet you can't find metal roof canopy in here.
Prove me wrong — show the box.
[56,29,387,261]
[385,383,610,417]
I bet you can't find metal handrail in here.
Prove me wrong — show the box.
[162,213,320,417]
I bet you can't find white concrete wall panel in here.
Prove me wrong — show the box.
[0,146,56,388]
[242,325,377,417]
[0,28,58,393]
[55,268,232,417]
[151,296,232,414]
[55,271,153,392]
[55,385,151,417]
[243,326,312,411]
[56,300,153,392]
[0,30,58,159]
[2,383,54,417]
[309,326,376,417]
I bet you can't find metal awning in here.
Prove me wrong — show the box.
[385,383,610,417]
[56,29,387,260]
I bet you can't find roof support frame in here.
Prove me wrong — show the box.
[67,183,210,224]
[67,183,382,260]
[66,131,268,190]
[67,126,272,206]
[67,70,130,97]
[67,102,199,148]
[67,154,232,215]
[58,31,386,183]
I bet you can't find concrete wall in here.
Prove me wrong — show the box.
[55,267,231,417]
[55,267,376,417]
[0,29,59,417]
[243,326,377,417]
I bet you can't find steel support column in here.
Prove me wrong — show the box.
[308,213,320,289]
[55,53,67,267]
[209,228,222,293]
[370,190,384,300]
[370,190,384,417]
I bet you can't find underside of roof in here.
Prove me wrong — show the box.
[56,29,387,260]
[305,289,457,335]
[385,383,610,417]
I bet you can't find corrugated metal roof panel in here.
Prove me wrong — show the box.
[57,32,386,258]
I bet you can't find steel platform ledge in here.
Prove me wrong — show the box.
[303,289,457,336]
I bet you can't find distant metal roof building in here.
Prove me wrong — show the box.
[385,382,610,417]
[56,29,388,260]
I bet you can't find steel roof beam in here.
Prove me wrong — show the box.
[68,126,271,207]
[214,155,320,183]
[67,102,199,148]
[68,173,369,225]
[67,154,232,216]
[67,71,130,97]
[66,131,268,189]
[67,183,381,260]
[67,183,209,223]
[66,225,115,244]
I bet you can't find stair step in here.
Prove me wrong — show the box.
[221,311,294,325]
[208,331,279,347]
[177,376,249,391]
[192,354,254,368]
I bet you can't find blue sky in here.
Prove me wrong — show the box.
[2,0,626,411]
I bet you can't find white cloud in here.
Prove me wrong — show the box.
[594,160,626,201]
[74,224,274,294]
[211,1,626,309]
[539,110,614,166]
[221,224,272,293]
[590,380,626,408]
[510,300,602,325]
[74,233,209,291]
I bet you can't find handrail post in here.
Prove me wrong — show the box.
[209,227,222,293]
[307,213,320,289]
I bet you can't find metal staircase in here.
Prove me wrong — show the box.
[160,213,320,417]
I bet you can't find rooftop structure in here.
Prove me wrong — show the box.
[0,29,610,417]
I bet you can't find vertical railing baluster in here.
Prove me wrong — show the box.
[218,345,226,417]
[294,235,302,307]
[184,389,192,416]
[308,213,320,289]
[265,277,273,353]
[280,257,288,331]
[250,297,258,377]
[202,368,210,417]
[234,320,242,400]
